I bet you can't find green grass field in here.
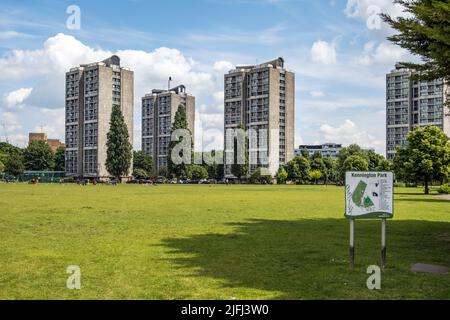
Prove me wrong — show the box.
[0,184,449,300]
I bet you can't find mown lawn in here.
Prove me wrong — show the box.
[0,183,449,300]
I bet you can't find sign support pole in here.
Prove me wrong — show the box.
[381,218,387,269]
[349,219,355,271]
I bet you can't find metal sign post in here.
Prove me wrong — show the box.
[345,172,394,271]
[349,219,355,271]
[381,218,387,269]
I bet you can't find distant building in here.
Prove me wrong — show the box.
[386,63,449,160]
[224,57,295,177]
[65,55,134,178]
[142,85,195,174]
[295,143,342,159]
[295,143,377,159]
[28,132,65,152]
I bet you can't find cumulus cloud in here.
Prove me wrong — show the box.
[344,0,406,20]
[311,40,337,65]
[3,88,33,109]
[0,33,226,149]
[358,41,410,66]
[213,61,233,73]
[319,119,384,151]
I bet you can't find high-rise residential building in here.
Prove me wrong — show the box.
[386,63,449,160]
[141,85,195,174]
[224,57,295,177]
[65,55,134,178]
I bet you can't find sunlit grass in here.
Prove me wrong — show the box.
[0,183,449,299]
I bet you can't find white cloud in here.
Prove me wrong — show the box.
[213,61,233,73]
[344,0,406,20]
[358,41,410,66]
[319,119,384,151]
[0,31,30,40]
[310,90,325,98]
[295,133,304,147]
[3,88,33,109]
[0,33,226,148]
[1,111,22,132]
[311,40,337,65]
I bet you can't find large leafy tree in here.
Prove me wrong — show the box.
[382,0,450,81]
[393,125,450,194]
[367,150,392,171]
[5,153,24,177]
[336,144,368,181]
[23,141,54,171]
[133,151,153,177]
[187,165,209,180]
[284,156,310,183]
[342,155,369,173]
[106,105,132,181]
[168,105,192,180]
[54,146,66,171]
[0,142,22,157]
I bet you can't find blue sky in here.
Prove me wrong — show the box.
[0,0,412,155]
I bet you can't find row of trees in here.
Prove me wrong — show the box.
[276,145,392,185]
[0,141,65,177]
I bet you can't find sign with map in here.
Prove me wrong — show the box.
[345,172,394,219]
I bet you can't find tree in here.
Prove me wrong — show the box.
[310,155,326,184]
[23,141,54,171]
[309,170,322,185]
[382,0,450,82]
[293,156,310,183]
[133,168,149,180]
[106,105,133,181]
[54,146,66,171]
[0,160,4,174]
[5,153,24,177]
[133,151,153,177]
[187,165,209,180]
[202,150,224,180]
[336,144,368,181]
[366,150,392,171]
[323,157,337,184]
[230,125,249,181]
[342,155,369,173]
[0,142,22,157]
[393,125,450,194]
[167,105,192,180]
[277,167,288,184]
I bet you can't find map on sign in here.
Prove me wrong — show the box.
[345,172,394,219]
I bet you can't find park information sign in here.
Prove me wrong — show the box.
[345,171,394,219]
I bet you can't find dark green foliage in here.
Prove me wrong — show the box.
[167,105,192,180]
[133,168,149,180]
[187,165,209,180]
[54,146,66,171]
[23,141,54,171]
[106,105,132,180]
[5,153,24,177]
[393,125,450,194]
[133,151,153,177]
[382,0,450,81]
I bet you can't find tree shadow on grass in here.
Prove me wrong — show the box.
[161,219,450,299]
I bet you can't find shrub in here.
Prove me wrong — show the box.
[437,185,450,194]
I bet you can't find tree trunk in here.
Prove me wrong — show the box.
[424,179,429,195]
